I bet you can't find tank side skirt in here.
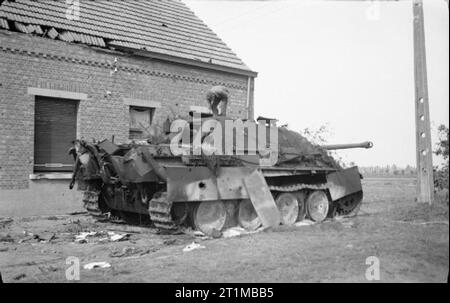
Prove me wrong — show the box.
[326,166,363,201]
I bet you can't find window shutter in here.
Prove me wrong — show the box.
[34,96,77,172]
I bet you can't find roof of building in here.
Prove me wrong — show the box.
[0,0,256,76]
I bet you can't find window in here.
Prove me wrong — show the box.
[129,106,155,139]
[34,96,78,172]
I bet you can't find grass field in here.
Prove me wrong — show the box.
[0,177,448,283]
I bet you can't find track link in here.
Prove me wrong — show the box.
[148,192,178,230]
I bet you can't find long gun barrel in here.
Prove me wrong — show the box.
[321,141,373,150]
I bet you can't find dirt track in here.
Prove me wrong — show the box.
[0,177,448,283]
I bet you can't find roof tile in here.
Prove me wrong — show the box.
[0,0,252,72]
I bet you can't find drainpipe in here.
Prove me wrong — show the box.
[246,76,252,120]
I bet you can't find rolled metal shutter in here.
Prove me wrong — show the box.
[34,96,77,172]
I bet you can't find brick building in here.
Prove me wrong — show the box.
[0,0,256,216]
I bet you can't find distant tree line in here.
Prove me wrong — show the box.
[358,165,417,176]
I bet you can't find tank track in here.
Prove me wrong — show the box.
[148,192,178,230]
[270,183,363,218]
[82,189,103,217]
[334,191,363,217]
[269,183,328,192]
[139,185,362,231]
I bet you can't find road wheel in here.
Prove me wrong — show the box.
[294,191,308,222]
[238,199,262,231]
[171,202,189,225]
[306,191,329,222]
[193,201,227,235]
[275,193,299,225]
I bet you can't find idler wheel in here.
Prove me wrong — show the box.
[306,191,329,222]
[193,201,227,235]
[275,193,299,225]
[238,199,262,231]
[294,191,308,222]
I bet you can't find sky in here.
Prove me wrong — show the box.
[184,0,449,167]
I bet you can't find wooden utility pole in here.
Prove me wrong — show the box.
[413,0,434,204]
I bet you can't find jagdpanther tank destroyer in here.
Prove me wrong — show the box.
[69,88,373,235]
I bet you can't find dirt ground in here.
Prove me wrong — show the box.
[0,177,448,283]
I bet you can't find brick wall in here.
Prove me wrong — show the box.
[0,30,253,190]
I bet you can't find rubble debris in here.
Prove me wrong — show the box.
[210,229,222,239]
[68,211,88,215]
[13,273,26,281]
[222,228,244,238]
[162,239,176,245]
[107,225,156,234]
[109,246,156,258]
[38,265,58,273]
[74,231,130,244]
[182,242,205,252]
[0,218,13,228]
[83,262,111,270]
[40,233,56,243]
[108,232,130,242]
[183,226,264,239]
[18,231,56,244]
[156,228,184,235]
[182,228,210,240]
[74,231,98,243]
[193,230,206,237]
[46,216,59,221]
[0,234,14,243]
[222,226,263,238]
[393,220,449,226]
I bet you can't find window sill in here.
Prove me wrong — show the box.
[29,173,73,180]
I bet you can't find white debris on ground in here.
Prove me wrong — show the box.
[83,262,111,270]
[182,226,265,240]
[108,232,130,242]
[222,226,264,238]
[182,242,205,252]
[181,228,210,240]
[109,246,156,258]
[74,231,97,243]
[74,231,130,244]
[294,219,315,227]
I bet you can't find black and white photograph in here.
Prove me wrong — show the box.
[0,0,448,288]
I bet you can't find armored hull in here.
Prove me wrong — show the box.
[71,117,370,234]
